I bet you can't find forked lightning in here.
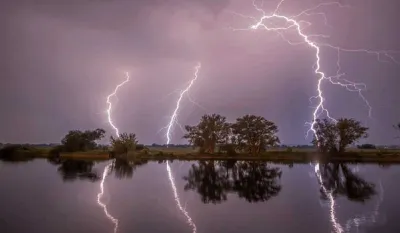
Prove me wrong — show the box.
[106,72,130,137]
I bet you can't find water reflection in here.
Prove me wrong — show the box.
[0,156,390,233]
[97,158,149,233]
[110,158,149,179]
[318,163,376,202]
[167,161,198,233]
[48,159,101,182]
[315,163,382,233]
[344,181,385,232]
[98,163,119,233]
[183,160,282,204]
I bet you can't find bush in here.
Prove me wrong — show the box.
[0,145,38,161]
[357,144,376,149]
[49,145,65,158]
[110,133,138,155]
[136,144,145,151]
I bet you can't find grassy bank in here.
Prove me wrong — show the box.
[141,147,400,163]
[2,145,400,163]
[59,150,110,160]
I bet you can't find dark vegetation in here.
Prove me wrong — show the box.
[312,118,368,153]
[1,117,400,163]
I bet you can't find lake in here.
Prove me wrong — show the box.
[0,159,399,233]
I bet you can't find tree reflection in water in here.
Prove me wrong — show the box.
[109,158,149,179]
[183,160,282,204]
[318,163,376,202]
[317,163,384,233]
[49,159,101,182]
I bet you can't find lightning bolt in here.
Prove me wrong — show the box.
[230,0,399,138]
[162,63,201,233]
[231,1,398,232]
[106,72,130,137]
[165,63,201,145]
[97,163,119,233]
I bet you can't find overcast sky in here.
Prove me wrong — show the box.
[1,0,399,145]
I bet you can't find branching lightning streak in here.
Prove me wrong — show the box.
[162,63,201,233]
[165,63,201,145]
[97,163,119,233]
[231,0,399,138]
[106,72,130,137]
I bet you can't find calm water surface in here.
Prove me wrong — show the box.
[0,159,399,233]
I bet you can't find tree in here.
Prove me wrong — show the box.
[183,114,230,154]
[61,128,106,152]
[231,115,280,155]
[313,118,368,153]
[110,133,138,155]
[337,118,369,152]
[312,119,338,153]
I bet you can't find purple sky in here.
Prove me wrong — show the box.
[1,0,399,145]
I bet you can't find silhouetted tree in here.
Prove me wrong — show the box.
[61,128,106,152]
[337,119,369,152]
[312,119,338,153]
[231,115,280,155]
[183,114,230,154]
[110,133,138,155]
[313,118,368,153]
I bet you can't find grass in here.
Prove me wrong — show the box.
[2,144,400,163]
[60,150,110,160]
[138,147,400,163]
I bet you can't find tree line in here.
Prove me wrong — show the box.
[2,116,397,158]
[183,114,371,155]
[36,114,386,155]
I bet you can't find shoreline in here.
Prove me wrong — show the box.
[2,145,400,163]
[55,151,400,164]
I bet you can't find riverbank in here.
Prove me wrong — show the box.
[2,145,400,163]
[134,151,400,164]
